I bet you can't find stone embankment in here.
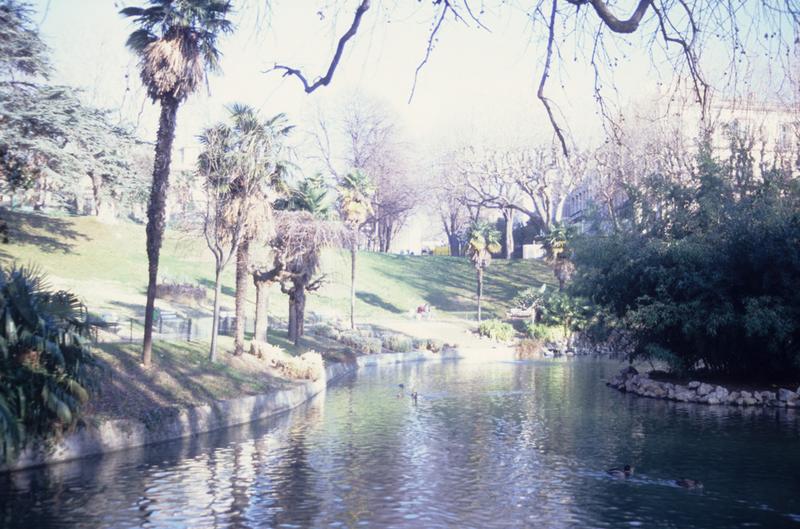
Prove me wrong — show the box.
[607,367,800,407]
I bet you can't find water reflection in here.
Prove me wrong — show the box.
[1,360,799,528]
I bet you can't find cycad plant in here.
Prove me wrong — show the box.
[0,265,98,462]
[121,0,233,366]
[465,220,502,322]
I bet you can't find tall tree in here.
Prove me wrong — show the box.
[465,220,501,322]
[229,107,293,356]
[197,106,275,361]
[121,0,233,366]
[337,170,373,329]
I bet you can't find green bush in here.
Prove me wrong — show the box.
[570,142,800,379]
[478,319,515,341]
[339,331,382,355]
[0,266,99,461]
[523,322,567,343]
[382,334,413,353]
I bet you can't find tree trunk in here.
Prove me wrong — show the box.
[209,268,222,362]
[233,239,249,355]
[295,286,306,346]
[142,95,179,367]
[477,267,484,322]
[503,208,514,259]
[350,245,356,330]
[253,279,269,343]
[448,233,461,257]
[287,293,297,344]
[89,171,102,216]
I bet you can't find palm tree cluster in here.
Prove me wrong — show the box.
[198,104,292,361]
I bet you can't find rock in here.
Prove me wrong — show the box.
[778,388,798,402]
[687,381,701,389]
[728,391,739,403]
[707,397,720,405]
[714,386,729,400]
[696,383,714,396]
[743,397,757,406]
[761,391,776,402]
[787,400,797,408]
[740,391,752,399]
[621,366,639,377]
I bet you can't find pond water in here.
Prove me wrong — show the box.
[2,359,800,529]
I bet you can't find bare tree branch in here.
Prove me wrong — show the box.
[269,0,371,94]
[538,0,570,158]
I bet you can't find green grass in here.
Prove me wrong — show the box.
[0,209,554,324]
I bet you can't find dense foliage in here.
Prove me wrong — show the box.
[572,139,800,379]
[0,266,99,461]
[478,319,515,342]
[0,1,148,215]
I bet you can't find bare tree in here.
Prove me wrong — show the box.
[269,1,800,158]
[312,98,418,252]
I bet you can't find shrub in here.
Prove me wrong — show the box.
[0,266,99,461]
[523,322,567,343]
[478,319,515,341]
[250,341,324,381]
[338,331,382,355]
[382,334,413,353]
[155,282,206,304]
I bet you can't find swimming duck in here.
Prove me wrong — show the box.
[675,478,703,489]
[607,465,634,478]
[411,390,418,404]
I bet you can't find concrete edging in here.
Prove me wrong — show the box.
[1,346,495,473]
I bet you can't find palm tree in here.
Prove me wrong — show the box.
[337,171,373,330]
[121,0,233,367]
[228,107,293,356]
[199,105,286,361]
[465,220,501,322]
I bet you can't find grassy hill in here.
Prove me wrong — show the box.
[0,209,554,325]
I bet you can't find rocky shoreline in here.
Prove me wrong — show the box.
[607,367,800,407]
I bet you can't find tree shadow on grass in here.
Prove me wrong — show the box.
[197,277,235,298]
[0,208,87,254]
[356,292,405,314]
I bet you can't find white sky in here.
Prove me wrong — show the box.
[30,1,796,171]
[30,1,688,149]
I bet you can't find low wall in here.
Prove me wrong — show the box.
[1,348,472,473]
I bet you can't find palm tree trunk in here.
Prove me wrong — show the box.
[142,95,180,367]
[253,279,269,343]
[350,245,356,330]
[477,268,484,322]
[209,268,223,362]
[234,239,249,355]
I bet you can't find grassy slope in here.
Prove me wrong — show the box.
[1,209,553,419]
[1,209,555,324]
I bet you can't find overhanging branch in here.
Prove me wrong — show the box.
[269,0,371,94]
